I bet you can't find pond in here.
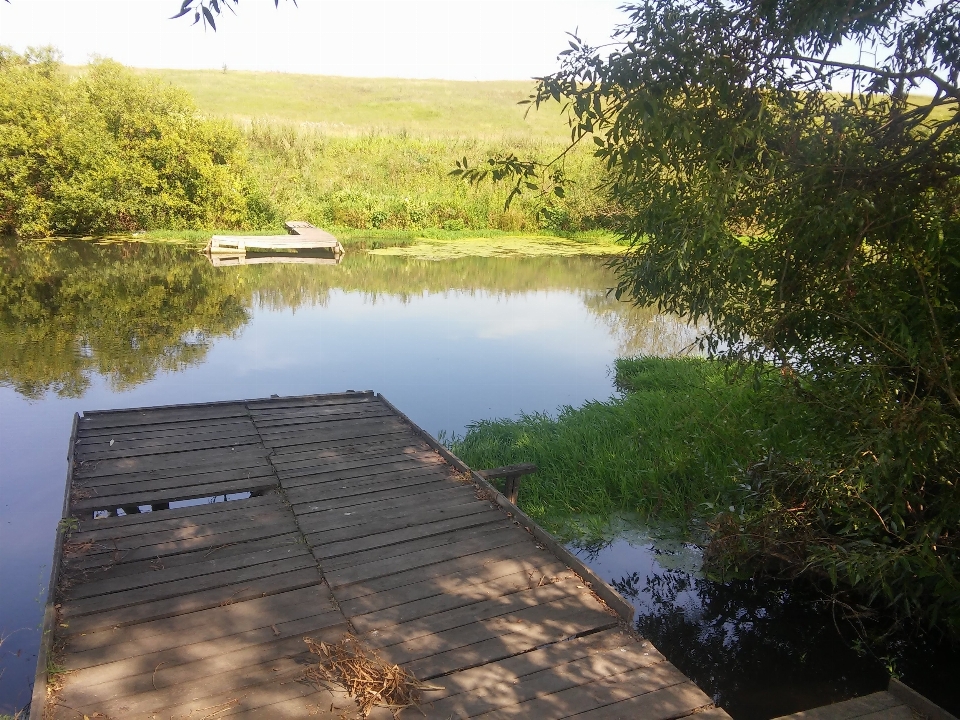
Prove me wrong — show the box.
[0,240,955,716]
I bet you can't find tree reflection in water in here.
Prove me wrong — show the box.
[570,530,959,720]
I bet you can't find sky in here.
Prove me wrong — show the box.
[0,0,626,80]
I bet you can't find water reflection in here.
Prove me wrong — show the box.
[1,237,697,712]
[567,520,959,720]
[207,249,344,267]
[0,238,693,402]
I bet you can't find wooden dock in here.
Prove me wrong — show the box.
[206,221,344,256]
[775,680,957,720]
[33,392,731,719]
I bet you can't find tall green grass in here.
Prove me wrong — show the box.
[124,67,618,235]
[242,120,614,233]
[449,357,815,535]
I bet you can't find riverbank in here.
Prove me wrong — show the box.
[448,356,812,535]
[114,228,628,258]
[7,56,615,240]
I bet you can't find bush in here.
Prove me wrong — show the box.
[0,48,259,237]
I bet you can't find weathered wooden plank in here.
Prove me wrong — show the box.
[78,402,251,430]
[412,629,645,704]
[341,556,571,621]
[396,599,620,679]
[62,610,344,687]
[74,415,256,442]
[265,430,415,460]
[425,635,665,718]
[61,609,343,689]
[270,444,437,475]
[52,657,327,719]
[64,532,304,595]
[275,452,445,484]
[774,693,904,720]
[64,520,300,573]
[60,566,323,636]
[295,486,483,537]
[69,499,289,546]
[468,664,703,719]
[246,391,374,410]
[258,417,409,447]
[314,509,506,562]
[67,543,311,600]
[365,582,592,650]
[321,521,516,575]
[74,493,279,533]
[64,511,301,575]
[350,564,576,634]
[163,671,348,719]
[72,475,278,512]
[282,468,449,501]
[325,527,538,589]
[888,680,958,720]
[62,554,317,618]
[332,537,536,603]
[284,470,452,508]
[65,584,334,656]
[75,430,262,461]
[73,464,276,495]
[59,627,348,715]
[306,500,496,550]
[74,445,271,480]
[223,686,353,720]
[251,405,392,428]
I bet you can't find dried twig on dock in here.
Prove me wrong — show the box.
[304,635,442,718]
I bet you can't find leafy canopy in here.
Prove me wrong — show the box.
[460,0,959,629]
[0,48,255,237]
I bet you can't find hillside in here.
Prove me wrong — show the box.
[129,68,571,139]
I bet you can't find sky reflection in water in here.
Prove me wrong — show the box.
[3,241,953,717]
[0,241,693,711]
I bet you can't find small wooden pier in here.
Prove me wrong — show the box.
[775,680,957,720]
[34,392,729,719]
[205,221,344,256]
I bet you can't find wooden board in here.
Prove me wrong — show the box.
[775,684,959,720]
[34,392,730,720]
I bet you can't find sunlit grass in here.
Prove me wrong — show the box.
[448,357,816,536]
[120,68,573,140]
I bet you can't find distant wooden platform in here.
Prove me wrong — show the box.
[206,221,344,255]
[33,392,729,720]
[207,252,343,267]
[776,680,957,720]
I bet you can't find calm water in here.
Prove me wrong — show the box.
[0,240,954,716]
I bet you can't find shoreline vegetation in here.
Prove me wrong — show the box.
[3,50,957,642]
[2,51,617,242]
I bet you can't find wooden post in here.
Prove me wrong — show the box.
[477,463,537,504]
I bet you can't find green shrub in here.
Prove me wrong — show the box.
[0,48,259,237]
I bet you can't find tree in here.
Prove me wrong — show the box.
[459,0,959,631]
[170,0,294,31]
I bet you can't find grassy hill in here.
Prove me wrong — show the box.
[131,68,571,140]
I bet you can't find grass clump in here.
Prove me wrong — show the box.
[449,357,813,532]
